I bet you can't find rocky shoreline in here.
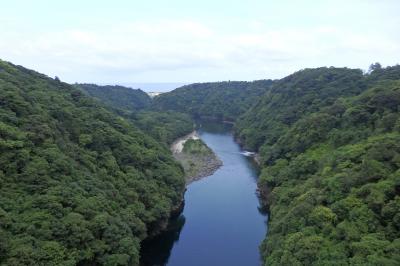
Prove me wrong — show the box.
[174,151,222,184]
[143,131,222,242]
[171,131,222,184]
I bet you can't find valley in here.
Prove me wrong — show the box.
[140,121,267,266]
[1,60,400,265]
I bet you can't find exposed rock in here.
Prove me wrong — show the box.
[171,131,222,184]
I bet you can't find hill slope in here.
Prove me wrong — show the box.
[0,60,185,265]
[77,83,152,112]
[76,84,194,146]
[235,67,368,150]
[235,66,400,265]
[152,80,273,121]
[128,111,193,145]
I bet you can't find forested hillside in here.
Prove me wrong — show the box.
[77,83,152,111]
[0,60,185,265]
[129,111,193,145]
[76,84,193,146]
[152,80,273,121]
[235,67,368,150]
[235,66,400,265]
[2,58,399,265]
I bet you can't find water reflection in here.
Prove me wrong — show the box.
[140,120,268,266]
[140,215,186,266]
[195,119,233,134]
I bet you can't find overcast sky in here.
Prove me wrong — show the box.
[1,0,399,84]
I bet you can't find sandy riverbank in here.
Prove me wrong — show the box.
[171,131,222,184]
[171,131,200,154]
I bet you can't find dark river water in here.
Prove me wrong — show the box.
[140,122,268,266]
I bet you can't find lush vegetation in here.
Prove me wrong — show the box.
[174,138,222,184]
[235,65,400,265]
[0,60,186,265]
[76,84,193,146]
[129,111,193,145]
[235,67,368,150]
[76,83,152,112]
[182,139,211,155]
[2,57,400,265]
[152,80,273,121]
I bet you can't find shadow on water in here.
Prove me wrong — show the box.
[195,119,233,134]
[140,215,186,266]
[140,120,268,266]
[243,156,260,178]
[242,154,269,218]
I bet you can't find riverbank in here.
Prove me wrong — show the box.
[171,131,222,184]
[170,131,199,154]
[140,121,267,265]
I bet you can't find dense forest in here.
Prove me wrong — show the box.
[76,83,194,146]
[128,111,193,145]
[235,67,368,150]
[235,65,400,265]
[153,64,400,265]
[76,83,152,112]
[152,80,273,121]
[0,60,186,265]
[2,57,400,265]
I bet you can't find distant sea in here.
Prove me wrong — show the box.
[120,82,189,93]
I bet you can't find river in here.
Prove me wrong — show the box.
[140,121,268,266]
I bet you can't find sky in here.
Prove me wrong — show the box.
[1,0,399,84]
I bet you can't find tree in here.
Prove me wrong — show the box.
[368,62,382,73]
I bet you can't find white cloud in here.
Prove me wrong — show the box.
[0,18,399,83]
